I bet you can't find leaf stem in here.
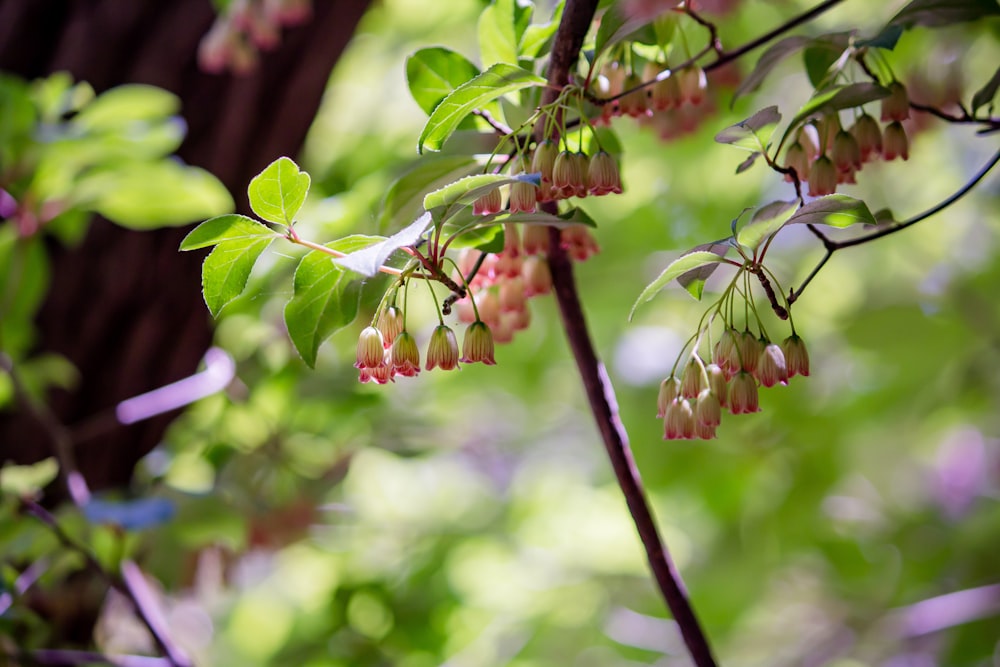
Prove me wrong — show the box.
[285,231,405,277]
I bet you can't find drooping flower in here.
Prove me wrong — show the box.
[681,357,705,399]
[473,187,503,216]
[522,224,550,255]
[355,326,385,369]
[756,342,788,388]
[831,129,862,175]
[695,389,722,427]
[532,140,559,184]
[737,330,763,374]
[808,155,838,197]
[705,363,728,407]
[677,66,707,106]
[588,151,623,196]
[782,334,810,378]
[784,141,810,183]
[521,255,552,296]
[619,74,649,118]
[426,325,460,371]
[651,70,682,111]
[880,81,910,122]
[714,328,741,377]
[553,150,585,198]
[376,306,404,348]
[390,331,421,377]
[657,376,681,418]
[851,113,883,162]
[663,398,696,440]
[882,121,909,161]
[729,371,760,414]
[561,226,600,261]
[461,320,496,365]
[509,162,538,214]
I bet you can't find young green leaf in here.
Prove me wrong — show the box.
[201,236,273,317]
[417,64,545,153]
[74,84,180,130]
[801,33,852,89]
[735,200,799,251]
[733,35,811,103]
[519,2,563,58]
[284,235,376,368]
[405,48,481,116]
[889,0,1000,28]
[971,65,1000,113]
[677,240,732,300]
[478,0,529,67]
[629,251,730,320]
[714,106,781,153]
[786,194,877,228]
[594,3,656,58]
[180,214,275,251]
[423,172,540,213]
[247,156,311,225]
[335,212,431,277]
[378,156,480,233]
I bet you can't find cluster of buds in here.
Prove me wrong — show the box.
[519,142,624,204]
[593,59,712,140]
[784,81,911,197]
[198,0,312,74]
[355,305,497,384]
[658,330,810,440]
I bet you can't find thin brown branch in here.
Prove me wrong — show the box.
[541,2,718,665]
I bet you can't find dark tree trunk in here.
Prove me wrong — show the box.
[0,0,370,495]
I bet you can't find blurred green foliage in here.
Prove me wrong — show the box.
[3,0,1000,666]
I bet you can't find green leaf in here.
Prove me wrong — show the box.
[378,156,479,233]
[417,63,545,153]
[78,161,233,229]
[971,65,1000,112]
[520,2,563,58]
[498,208,597,227]
[856,24,904,50]
[247,156,311,225]
[479,0,524,67]
[786,194,877,228]
[284,236,375,368]
[629,251,729,320]
[335,212,431,278]
[405,48,481,116]
[202,236,274,317]
[735,152,761,174]
[889,0,1000,28]
[733,36,811,102]
[677,240,731,299]
[0,458,59,496]
[735,200,799,251]
[714,106,781,153]
[74,84,179,130]
[180,214,275,251]
[423,172,540,213]
[594,4,653,58]
[790,82,891,127]
[802,33,851,89]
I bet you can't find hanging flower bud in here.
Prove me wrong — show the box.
[651,70,682,111]
[600,61,626,101]
[522,224,550,255]
[509,156,537,213]
[818,114,842,153]
[677,66,708,106]
[552,150,578,198]
[783,141,810,183]
[476,289,501,329]
[508,305,531,331]
[756,342,788,387]
[461,320,496,365]
[359,350,394,384]
[502,224,521,258]
[500,276,527,313]
[737,330,762,374]
[695,420,718,440]
[473,187,503,215]
[664,398,696,440]
[390,330,421,377]
[850,113,882,162]
[782,334,810,378]
[521,255,552,296]
[728,371,760,414]
[376,306,404,348]
[560,226,601,262]
[880,81,910,122]
[714,328,741,378]
[695,389,722,427]
[588,151,623,196]
[355,326,385,369]
[532,140,559,184]
[619,74,649,118]
[705,363,728,407]
[808,156,838,197]
[798,124,821,163]
[657,376,681,418]
[882,121,909,161]
[831,129,862,175]
[426,325,460,371]
[681,357,705,399]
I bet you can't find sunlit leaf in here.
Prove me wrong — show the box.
[423,172,540,213]
[247,156,311,225]
[786,194,877,228]
[479,0,531,67]
[202,236,273,317]
[417,64,545,153]
[0,458,59,496]
[629,251,730,320]
[74,84,179,130]
[405,48,481,116]
[735,200,799,251]
[594,3,668,57]
[971,64,1000,112]
[285,235,375,367]
[335,212,431,278]
[520,2,563,57]
[714,106,781,152]
[378,156,479,233]
[180,214,275,251]
[677,240,732,300]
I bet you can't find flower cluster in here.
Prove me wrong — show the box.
[658,330,809,440]
[354,304,498,385]
[784,81,911,197]
[198,0,311,74]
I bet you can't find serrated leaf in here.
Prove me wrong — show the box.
[180,214,275,250]
[889,0,1000,28]
[417,64,545,153]
[971,65,1000,112]
[733,36,811,102]
[202,236,273,317]
[284,235,374,367]
[714,106,781,152]
[247,156,310,225]
[677,240,731,300]
[405,48,481,116]
[790,82,890,128]
[335,212,431,277]
[629,251,729,320]
[786,194,877,228]
[735,200,799,251]
[423,172,540,213]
